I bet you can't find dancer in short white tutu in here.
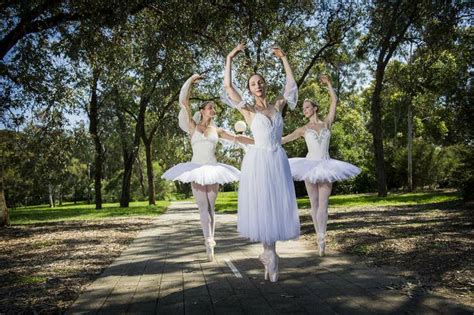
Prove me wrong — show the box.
[223,44,300,282]
[282,74,360,256]
[162,74,253,261]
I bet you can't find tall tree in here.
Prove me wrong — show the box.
[360,1,421,196]
[374,1,467,191]
[88,66,104,208]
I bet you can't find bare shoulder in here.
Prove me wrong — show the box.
[295,125,307,136]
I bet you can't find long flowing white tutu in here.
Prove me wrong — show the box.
[221,78,300,244]
[289,158,361,183]
[162,162,240,185]
[238,146,300,243]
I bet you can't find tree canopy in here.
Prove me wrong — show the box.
[1,0,472,224]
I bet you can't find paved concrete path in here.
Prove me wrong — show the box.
[67,201,471,314]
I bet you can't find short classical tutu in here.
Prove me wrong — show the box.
[162,162,240,186]
[289,158,361,183]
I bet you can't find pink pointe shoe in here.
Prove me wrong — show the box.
[205,237,216,262]
[318,233,326,257]
[259,252,279,282]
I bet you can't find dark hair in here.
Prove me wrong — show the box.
[198,101,215,110]
[304,98,319,112]
[247,73,266,90]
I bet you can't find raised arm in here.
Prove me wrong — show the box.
[282,127,305,145]
[178,74,202,135]
[321,74,337,127]
[273,47,298,111]
[222,44,253,122]
[224,44,245,104]
[218,128,255,145]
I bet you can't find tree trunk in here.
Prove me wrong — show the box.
[0,165,9,226]
[87,164,92,204]
[370,63,388,197]
[117,102,144,208]
[48,184,54,208]
[136,155,147,198]
[93,146,103,209]
[89,69,103,209]
[73,185,77,204]
[143,139,156,205]
[120,152,135,207]
[367,0,419,197]
[58,184,63,206]
[407,100,413,192]
[117,66,159,207]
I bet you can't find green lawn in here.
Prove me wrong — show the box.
[214,190,460,213]
[9,200,170,225]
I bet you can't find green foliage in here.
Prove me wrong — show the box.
[385,140,469,191]
[1,1,471,208]
[13,275,48,285]
[450,146,474,202]
[10,200,169,225]
[214,190,460,213]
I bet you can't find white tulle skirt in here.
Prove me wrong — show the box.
[289,158,361,183]
[238,146,300,243]
[161,162,240,185]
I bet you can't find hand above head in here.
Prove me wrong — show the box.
[228,43,246,59]
[319,74,331,85]
[272,47,286,58]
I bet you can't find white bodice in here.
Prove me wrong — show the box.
[305,127,331,160]
[191,130,218,164]
[251,111,283,151]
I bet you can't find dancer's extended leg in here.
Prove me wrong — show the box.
[316,182,332,256]
[305,180,320,234]
[191,183,212,239]
[206,183,219,238]
[316,182,332,235]
[192,183,215,261]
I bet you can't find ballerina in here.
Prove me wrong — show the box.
[162,74,253,261]
[222,43,300,282]
[282,74,361,256]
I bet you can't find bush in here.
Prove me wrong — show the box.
[450,145,474,202]
[388,140,466,190]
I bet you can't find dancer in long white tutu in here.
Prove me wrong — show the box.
[282,74,360,256]
[162,74,253,261]
[223,44,300,282]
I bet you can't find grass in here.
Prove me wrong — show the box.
[214,190,460,213]
[9,200,170,225]
[14,275,48,285]
[214,191,239,212]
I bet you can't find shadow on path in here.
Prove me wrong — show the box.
[67,201,473,314]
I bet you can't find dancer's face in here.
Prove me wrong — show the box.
[200,102,216,119]
[248,75,266,98]
[303,101,317,118]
